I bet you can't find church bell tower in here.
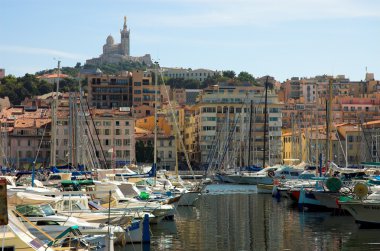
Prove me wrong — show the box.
[120,16,130,56]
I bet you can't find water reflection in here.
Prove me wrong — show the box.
[119,185,380,251]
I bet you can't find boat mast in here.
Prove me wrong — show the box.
[263,76,269,168]
[50,60,60,168]
[326,78,333,169]
[154,62,158,185]
[248,100,253,166]
[175,125,179,179]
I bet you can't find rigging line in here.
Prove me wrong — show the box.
[334,126,347,166]
[357,112,374,162]
[158,67,196,180]
[83,97,108,168]
[78,99,100,169]
[218,112,241,168]
[211,90,252,175]
[79,100,96,165]
[33,120,49,170]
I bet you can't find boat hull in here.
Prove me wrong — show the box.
[312,191,340,209]
[340,202,380,226]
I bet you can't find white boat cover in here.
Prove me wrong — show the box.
[8,192,60,206]
[329,162,367,174]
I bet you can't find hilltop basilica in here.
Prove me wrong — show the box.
[86,17,152,66]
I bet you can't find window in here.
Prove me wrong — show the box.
[104,129,110,135]
[168,151,173,158]
[115,139,122,146]
[103,121,111,126]
[125,121,130,126]
[124,129,130,135]
[123,139,130,146]
[116,121,120,126]
[115,129,121,135]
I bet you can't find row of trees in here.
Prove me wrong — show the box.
[0,74,81,105]
[0,61,263,105]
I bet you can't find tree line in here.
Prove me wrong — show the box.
[0,61,263,105]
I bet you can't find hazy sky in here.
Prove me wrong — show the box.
[1,0,379,81]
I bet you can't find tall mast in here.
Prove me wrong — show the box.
[328,78,333,165]
[326,78,333,168]
[263,76,269,168]
[50,60,60,167]
[248,100,253,166]
[154,62,158,185]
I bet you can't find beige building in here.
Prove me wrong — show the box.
[0,107,51,169]
[135,127,176,170]
[55,106,135,169]
[282,123,362,167]
[188,83,283,167]
[162,67,221,82]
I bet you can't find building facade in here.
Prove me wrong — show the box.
[162,68,221,82]
[188,83,283,167]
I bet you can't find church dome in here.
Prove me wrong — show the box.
[106,35,114,45]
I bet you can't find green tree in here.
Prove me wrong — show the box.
[237,71,255,83]
[222,70,236,79]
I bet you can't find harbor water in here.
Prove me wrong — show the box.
[120,184,380,251]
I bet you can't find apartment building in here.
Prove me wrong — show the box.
[162,68,221,82]
[189,83,283,167]
[0,107,51,169]
[135,127,176,170]
[282,123,362,167]
[87,72,132,109]
[55,108,136,168]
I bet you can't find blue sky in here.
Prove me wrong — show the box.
[0,0,379,81]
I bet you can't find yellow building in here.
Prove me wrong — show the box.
[135,114,172,136]
[282,123,362,167]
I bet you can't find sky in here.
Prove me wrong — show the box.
[0,0,379,81]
